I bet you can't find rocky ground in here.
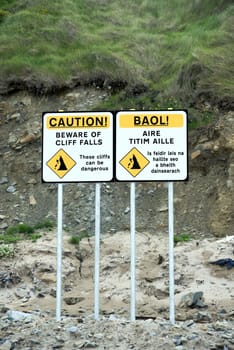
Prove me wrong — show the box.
[0,230,234,349]
[0,87,234,349]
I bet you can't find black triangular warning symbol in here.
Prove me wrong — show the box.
[128,154,141,169]
[55,156,67,171]
[47,149,76,179]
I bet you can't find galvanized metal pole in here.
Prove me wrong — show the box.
[94,183,101,320]
[168,181,175,324]
[130,182,136,321]
[56,183,63,322]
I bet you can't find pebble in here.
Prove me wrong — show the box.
[8,112,21,121]
[67,325,79,334]
[0,340,11,350]
[7,310,33,322]
[124,206,130,214]
[6,185,17,193]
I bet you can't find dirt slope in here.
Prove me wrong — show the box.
[0,88,233,239]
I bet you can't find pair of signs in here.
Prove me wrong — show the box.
[42,110,188,182]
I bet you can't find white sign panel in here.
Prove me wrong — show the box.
[116,110,188,181]
[42,112,114,182]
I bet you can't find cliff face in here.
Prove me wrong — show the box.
[0,88,233,237]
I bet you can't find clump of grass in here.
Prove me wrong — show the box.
[6,223,34,235]
[174,233,191,245]
[29,233,42,242]
[69,231,91,245]
[0,220,54,244]
[0,245,14,258]
[0,234,22,244]
[33,220,54,231]
[188,111,214,130]
[69,236,81,245]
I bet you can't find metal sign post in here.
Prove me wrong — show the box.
[130,182,136,321]
[56,183,63,322]
[168,182,175,324]
[94,183,101,320]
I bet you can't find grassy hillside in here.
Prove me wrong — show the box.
[0,0,233,110]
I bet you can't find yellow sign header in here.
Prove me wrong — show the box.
[118,112,184,128]
[46,114,111,129]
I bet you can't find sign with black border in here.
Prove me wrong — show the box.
[115,110,188,182]
[42,111,114,183]
[42,110,188,183]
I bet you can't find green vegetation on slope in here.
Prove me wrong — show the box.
[0,220,54,244]
[0,0,233,109]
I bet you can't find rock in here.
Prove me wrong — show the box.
[6,185,17,193]
[29,194,37,206]
[180,291,206,309]
[209,258,234,269]
[191,150,201,160]
[19,133,40,145]
[158,205,168,212]
[124,206,130,214]
[64,297,85,305]
[195,311,212,323]
[8,112,21,121]
[14,287,31,300]
[0,340,12,350]
[40,273,56,283]
[67,325,79,334]
[8,133,18,146]
[212,321,231,332]
[7,310,33,322]
[27,178,37,185]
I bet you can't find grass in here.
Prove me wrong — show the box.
[6,223,34,235]
[69,231,91,245]
[0,220,54,244]
[0,0,233,113]
[174,233,191,245]
[33,220,54,230]
[0,245,14,258]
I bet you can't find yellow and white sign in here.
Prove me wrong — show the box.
[42,112,114,183]
[116,110,188,181]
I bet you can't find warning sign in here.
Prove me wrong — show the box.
[116,110,188,181]
[47,149,76,178]
[42,112,114,183]
[119,147,150,177]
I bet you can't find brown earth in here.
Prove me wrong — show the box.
[0,87,234,349]
[0,88,233,238]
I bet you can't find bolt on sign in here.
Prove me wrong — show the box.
[42,112,114,182]
[116,110,188,181]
